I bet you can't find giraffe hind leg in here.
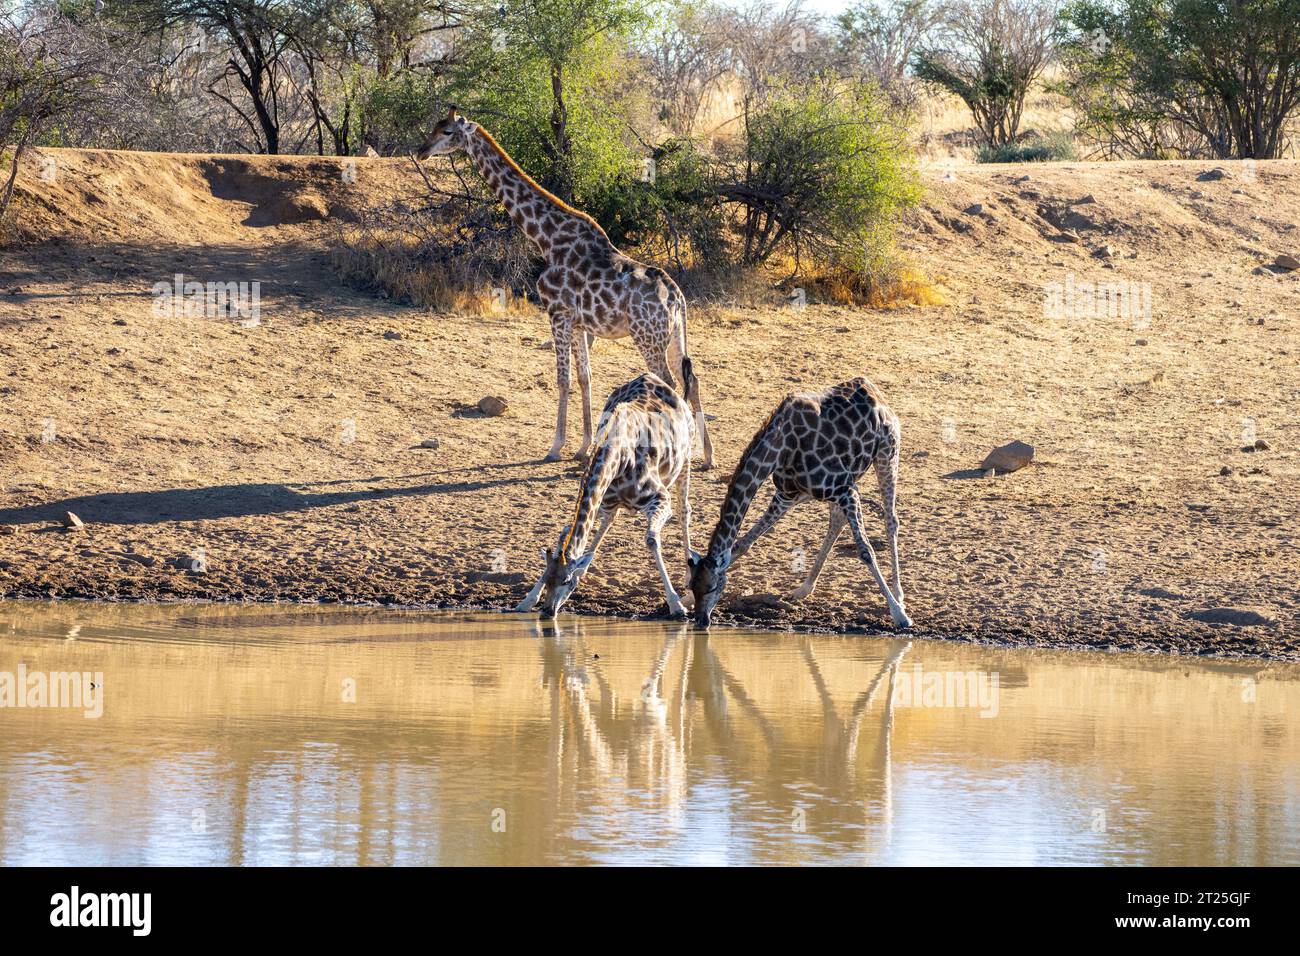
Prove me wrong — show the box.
[790,504,847,602]
[545,318,573,462]
[643,494,687,618]
[874,442,905,605]
[838,488,912,629]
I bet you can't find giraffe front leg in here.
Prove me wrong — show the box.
[675,466,694,609]
[545,319,572,462]
[790,505,846,602]
[515,565,548,612]
[574,331,594,461]
[733,491,797,559]
[838,489,912,629]
[644,494,686,618]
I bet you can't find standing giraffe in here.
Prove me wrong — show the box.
[687,376,912,630]
[515,363,697,618]
[416,107,714,468]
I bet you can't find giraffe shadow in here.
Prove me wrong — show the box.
[0,468,567,526]
[941,469,989,480]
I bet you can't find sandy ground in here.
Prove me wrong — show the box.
[1,147,1297,659]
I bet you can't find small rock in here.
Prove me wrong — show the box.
[61,511,85,530]
[963,203,983,215]
[477,395,509,417]
[0,525,16,536]
[364,145,380,158]
[1058,231,1081,243]
[1254,438,1269,451]
[112,318,127,326]
[1093,244,1117,259]
[979,440,1034,474]
[417,438,440,449]
[382,330,403,340]
[1220,465,1233,476]
[1135,338,1148,346]
[106,347,122,355]
[1274,253,1299,271]
[1196,167,1229,181]
[1073,194,1096,205]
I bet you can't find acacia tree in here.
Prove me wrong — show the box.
[1059,0,1300,159]
[836,0,942,108]
[912,0,1057,147]
[445,0,652,202]
[1,2,105,218]
[112,0,307,152]
[717,77,920,271]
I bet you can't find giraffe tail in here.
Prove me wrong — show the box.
[678,355,696,399]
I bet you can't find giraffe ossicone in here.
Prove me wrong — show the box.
[417,107,714,468]
[688,376,912,630]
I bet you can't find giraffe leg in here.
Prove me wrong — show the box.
[838,488,912,629]
[574,331,594,461]
[516,566,548,613]
[790,505,847,602]
[874,446,905,605]
[675,463,693,606]
[733,491,798,559]
[585,507,618,563]
[644,494,686,618]
[545,317,572,462]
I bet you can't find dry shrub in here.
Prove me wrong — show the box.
[330,184,536,314]
[781,264,950,308]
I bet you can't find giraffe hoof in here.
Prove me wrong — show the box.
[893,611,914,629]
[542,452,562,463]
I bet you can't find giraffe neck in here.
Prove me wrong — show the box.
[463,128,594,257]
[561,421,626,561]
[707,412,784,561]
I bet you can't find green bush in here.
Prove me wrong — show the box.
[976,131,1078,163]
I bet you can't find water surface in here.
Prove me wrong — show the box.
[1,602,1296,865]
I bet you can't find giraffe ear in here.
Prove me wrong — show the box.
[687,550,703,569]
[446,104,460,122]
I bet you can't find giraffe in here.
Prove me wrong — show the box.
[687,375,912,630]
[515,362,697,619]
[416,107,714,468]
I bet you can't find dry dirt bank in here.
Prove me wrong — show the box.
[1,148,1297,659]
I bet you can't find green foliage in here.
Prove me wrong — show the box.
[442,0,653,204]
[1058,0,1300,159]
[362,68,442,154]
[976,130,1077,162]
[722,80,921,273]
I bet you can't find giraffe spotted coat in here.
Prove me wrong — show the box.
[688,376,912,630]
[515,369,696,618]
[417,108,714,468]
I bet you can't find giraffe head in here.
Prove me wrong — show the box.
[416,106,478,160]
[537,544,594,619]
[687,549,731,628]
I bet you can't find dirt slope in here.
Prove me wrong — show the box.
[1,147,1297,659]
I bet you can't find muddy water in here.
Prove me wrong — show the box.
[0,602,1296,866]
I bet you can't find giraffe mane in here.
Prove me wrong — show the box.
[473,126,609,237]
